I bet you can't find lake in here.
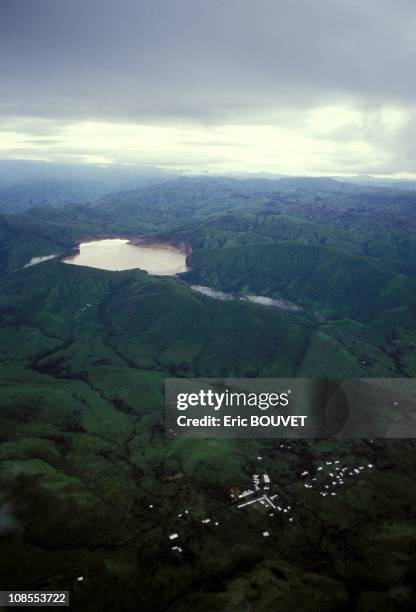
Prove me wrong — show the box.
[62,239,189,275]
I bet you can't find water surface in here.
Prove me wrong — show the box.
[62,239,188,275]
[190,285,233,300]
[191,285,303,312]
[24,254,57,267]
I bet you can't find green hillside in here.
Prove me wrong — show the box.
[1,177,416,609]
[184,241,416,320]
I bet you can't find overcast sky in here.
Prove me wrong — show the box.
[1,0,416,176]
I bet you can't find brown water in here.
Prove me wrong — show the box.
[62,239,189,275]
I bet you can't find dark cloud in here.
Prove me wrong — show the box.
[1,0,416,122]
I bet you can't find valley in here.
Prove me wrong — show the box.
[1,176,416,610]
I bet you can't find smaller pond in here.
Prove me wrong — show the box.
[190,285,234,301]
[191,285,303,313]
[24,254,57,268]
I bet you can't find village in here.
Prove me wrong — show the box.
[164,451,376,554]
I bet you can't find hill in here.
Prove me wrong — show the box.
[0,176,415,607]
[183,241,416,320]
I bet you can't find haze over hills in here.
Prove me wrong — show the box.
[3,159,416,214]
[0,160,178,213]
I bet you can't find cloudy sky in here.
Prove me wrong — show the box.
[1,0,416,176]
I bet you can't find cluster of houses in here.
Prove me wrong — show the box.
[233,471,294,531]
[163,453,376,552]
[300,459,374,497]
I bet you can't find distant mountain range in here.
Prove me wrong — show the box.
[1,159,416,214]
[0,160,177,213]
